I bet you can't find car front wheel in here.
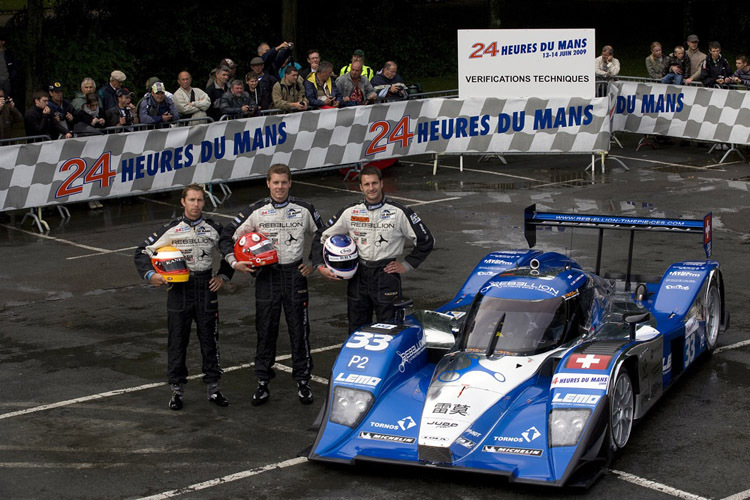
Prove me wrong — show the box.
[610,370,634,450]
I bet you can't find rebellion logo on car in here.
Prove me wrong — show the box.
[359,432,415,444]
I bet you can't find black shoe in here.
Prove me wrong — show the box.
[252,381,270,406]
[297,381,313,405]
[169,392,183,411]
[208,391,229,407]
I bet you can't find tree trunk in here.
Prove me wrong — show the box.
[488,0,502,29]
[281,0,298,58]
[26,0,44,105]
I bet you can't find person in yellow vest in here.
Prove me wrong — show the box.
[339,49,374,80]
[304,61,342,109]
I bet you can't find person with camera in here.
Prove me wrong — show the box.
[220,79,258,118]
[47,81,76,134]
[258,40,294,79]
[371,61,408,101]
[304,61,342,109]
[336,60,377,107]
[106,87,139,129]
[139,81,180,128]
[0,87,22,139]
[272,65,308,112]
[73,93,107,136]
[24,90,72,139]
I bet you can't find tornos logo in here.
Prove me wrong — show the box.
[494,426,541,443]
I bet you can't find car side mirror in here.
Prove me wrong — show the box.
[412,310,456,349]
[624,312,651,340]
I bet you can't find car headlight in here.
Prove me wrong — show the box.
[549,408,591,447]
[329,386,375,428]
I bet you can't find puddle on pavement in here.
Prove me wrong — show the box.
[650,165,705,174]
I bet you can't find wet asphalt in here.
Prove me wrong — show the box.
[0,134,749,499]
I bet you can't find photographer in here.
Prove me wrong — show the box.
[271,66,308,112]
[371,61,408,102]
[24,90,72,139]
[73,93,107,136]
[0,88,22,139]
[258,40,294,79]
[47,81,75,133]
[106,87,139,130]
[139,81,180,128]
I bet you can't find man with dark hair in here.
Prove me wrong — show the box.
[24,90,71,139]
[135,184,234,410]
[314,165,434,334]
[258,40,293,78]
[299,49,320,80]
[206,66,231,120]
[594,45,620,79]
[220,79,257,118]
[729,55,750,86]
[249,57,278,111]
[662,46,691,85]
[219,164,324,406]
[304,61,341,109]
[272,66,308,111]
[701,41,732,88]
[371,61,408,101]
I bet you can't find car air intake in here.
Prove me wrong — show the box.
[418,445,453,464]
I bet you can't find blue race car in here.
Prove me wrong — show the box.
[309,205,729,487]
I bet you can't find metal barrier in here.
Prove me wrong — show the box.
[0,134,52,146]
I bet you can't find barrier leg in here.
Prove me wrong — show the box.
[204,184,220,208]
[611,133,624,149]
[460,155,464,172]
[21,207,49,233]
[432,154,439,176]
[719,144,745,164]
[57,205,71,219]
[636,135,656,151]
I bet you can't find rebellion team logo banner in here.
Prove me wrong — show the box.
[0,96,610,211]
[611,81,750,144]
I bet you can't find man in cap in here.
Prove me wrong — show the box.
[105,87,138,129]
[250,56,277,111]
[47,81,75,134]
[100,70,127,111]
[174,71,211,120]
[685,34,706,84]
[339,49,374,80]
[138,81,179,127]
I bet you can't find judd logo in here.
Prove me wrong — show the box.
[566,354,611,370]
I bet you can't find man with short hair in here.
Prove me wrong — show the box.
[259,41,293,78]
[206,66,231,120]
[729,55,750,86]
[135,184,234,411]
[314,165,434,334]
[71,77,101,112]
[661,46,691,85]
[138,82,180,126]
[219,164,324,406]
[299,49,320,80]
[244,73,262,111]
[371,61,408,101]
[100,70,127,111]
[701,41,732,88]
[47,81,75,134]
[594,45,620,78]
[339,49,374,80]
[173,71,211,119]
[0,87,22,139]
[24,90,71,139]
[685,34,706,84]
[304,61,341,109]
[250,57,277,111]
[272,66,308,111]
[220,79,257,117]
[336,60,377,106]
[105,87,138,128]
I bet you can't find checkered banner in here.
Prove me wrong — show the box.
[611,81,750,144]
[0,96,610,211]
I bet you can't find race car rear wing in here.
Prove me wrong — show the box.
[524,204,712,285]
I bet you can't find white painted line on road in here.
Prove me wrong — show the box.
[1,224,114,253]
[137,456,307,500]
[272,364,329,385]
[406,161,541,182]
[611,470,710,500]
[0,344,342,421]
[408,196,462,207]
[722,488,750,500]
[715,339,750,354]
[0,462,127,469]
[66,246,137,260]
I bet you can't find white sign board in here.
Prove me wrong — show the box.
[458,29,595,99]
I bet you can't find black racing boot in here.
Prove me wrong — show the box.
[252,380,270,406]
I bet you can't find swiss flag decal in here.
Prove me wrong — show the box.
[566,354,612,370]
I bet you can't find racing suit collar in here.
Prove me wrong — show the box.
[270,197,290,209]
[182,215,204,227]
[363,193,386,211]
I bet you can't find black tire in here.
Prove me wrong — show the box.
[610,369,634,450]
[704,278,721,352]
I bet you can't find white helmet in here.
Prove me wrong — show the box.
[323,234,359,279]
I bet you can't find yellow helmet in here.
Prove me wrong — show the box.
[151,246,189,282]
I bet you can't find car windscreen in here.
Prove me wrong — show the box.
[461,296,568,355]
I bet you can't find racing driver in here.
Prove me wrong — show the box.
[134,184,234,411]
[314,165,434,333]
[219,163,324,406]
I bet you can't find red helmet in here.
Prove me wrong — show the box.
[234,232,278,268]
[151,246,190,282]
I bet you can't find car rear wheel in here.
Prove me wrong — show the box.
[704,280,721,351]
[610,370,634,450]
